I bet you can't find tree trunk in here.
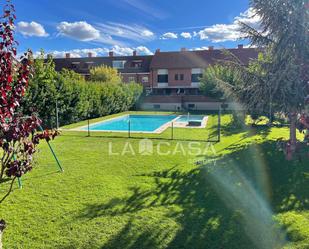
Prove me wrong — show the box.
[0,230,2,249]
[287,112,298,160]
[0,220,6,249]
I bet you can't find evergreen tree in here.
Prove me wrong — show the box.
[240,0,309,152]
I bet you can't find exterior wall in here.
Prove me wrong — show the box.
[152,69,194,88]
[140,101,244,111]
[183,102,244,111]
[183,102,221,111]
[121,73,151,87]
[122,74,137,83]
[140,103,182,111]
[137,73,151,87]
[152,70,159,88]
[168,69,192,87]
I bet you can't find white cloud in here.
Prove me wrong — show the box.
[141,30,154,37]
[198,24,240,42]
[109,45,153,56]
[192,46,209,51]
[196,8,261,43]
[180,32,192,39]
[57,21,101,41]
[96,22,155,42]
[17,21,49,37]
[39,46,153,58]
[235,8,261,30]
[135,46,153,55]
[161,32,178,40]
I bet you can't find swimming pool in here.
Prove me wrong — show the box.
[82,115,177,133]
[176,115,205,122]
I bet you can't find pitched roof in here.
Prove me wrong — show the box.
[150,48,259,69]
[52,55,153,75]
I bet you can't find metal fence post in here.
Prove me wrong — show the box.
[87,119,90,137]
[56,99,59,130]
[171,122,174,140]
[128,120,131,138]
[218,108,221,142]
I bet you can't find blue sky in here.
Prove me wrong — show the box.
[13,0,259,57]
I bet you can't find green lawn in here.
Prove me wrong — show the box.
[0,113,308,249]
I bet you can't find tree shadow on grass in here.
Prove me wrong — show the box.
[77,168,256,249]
[75,141,308,249]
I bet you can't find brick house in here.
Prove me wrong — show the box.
[53,51,152,87]
[52,46,259,111]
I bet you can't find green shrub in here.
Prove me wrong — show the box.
[22,56,143,127]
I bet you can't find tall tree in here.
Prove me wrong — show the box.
[241,0,309,153]
[206,1,309,158]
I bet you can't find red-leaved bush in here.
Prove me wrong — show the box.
[0,0,57,205]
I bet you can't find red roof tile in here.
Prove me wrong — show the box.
[150,48,259,69]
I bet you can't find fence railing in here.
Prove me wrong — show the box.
[65,111,221,143]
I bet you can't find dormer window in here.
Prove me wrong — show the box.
[85,61,94,69]
[112,60,126,69]
[71,62,80,69]
[131,60,142,68]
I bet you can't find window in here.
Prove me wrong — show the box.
[191,74,203,82]
[158,69,168,83]
[131,60,142,68]
[142,76,149,83]
[112,60,126,69]
[189,89,198,95]
[175,74,184,81]
[188,104,196,109]
[71,62,80,69]
[165,89,172,95]
[84,61,94,69]
[154,104,161,109]
[191,68,203,82]
[158,75,168,83]
[128,76,135,82]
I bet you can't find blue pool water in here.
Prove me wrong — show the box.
[83,115,177,132]
[176,115,205,122]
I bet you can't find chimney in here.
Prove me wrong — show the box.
[109,51,114,57]
[155,49,160,54]
[238,44,244,49]
[208,46,214,51]
[133,50,137,56]
[65,53,70,59]
[181,47,187,52]
[88,52,93,58]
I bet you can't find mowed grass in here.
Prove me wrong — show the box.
[0,113,308,249]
